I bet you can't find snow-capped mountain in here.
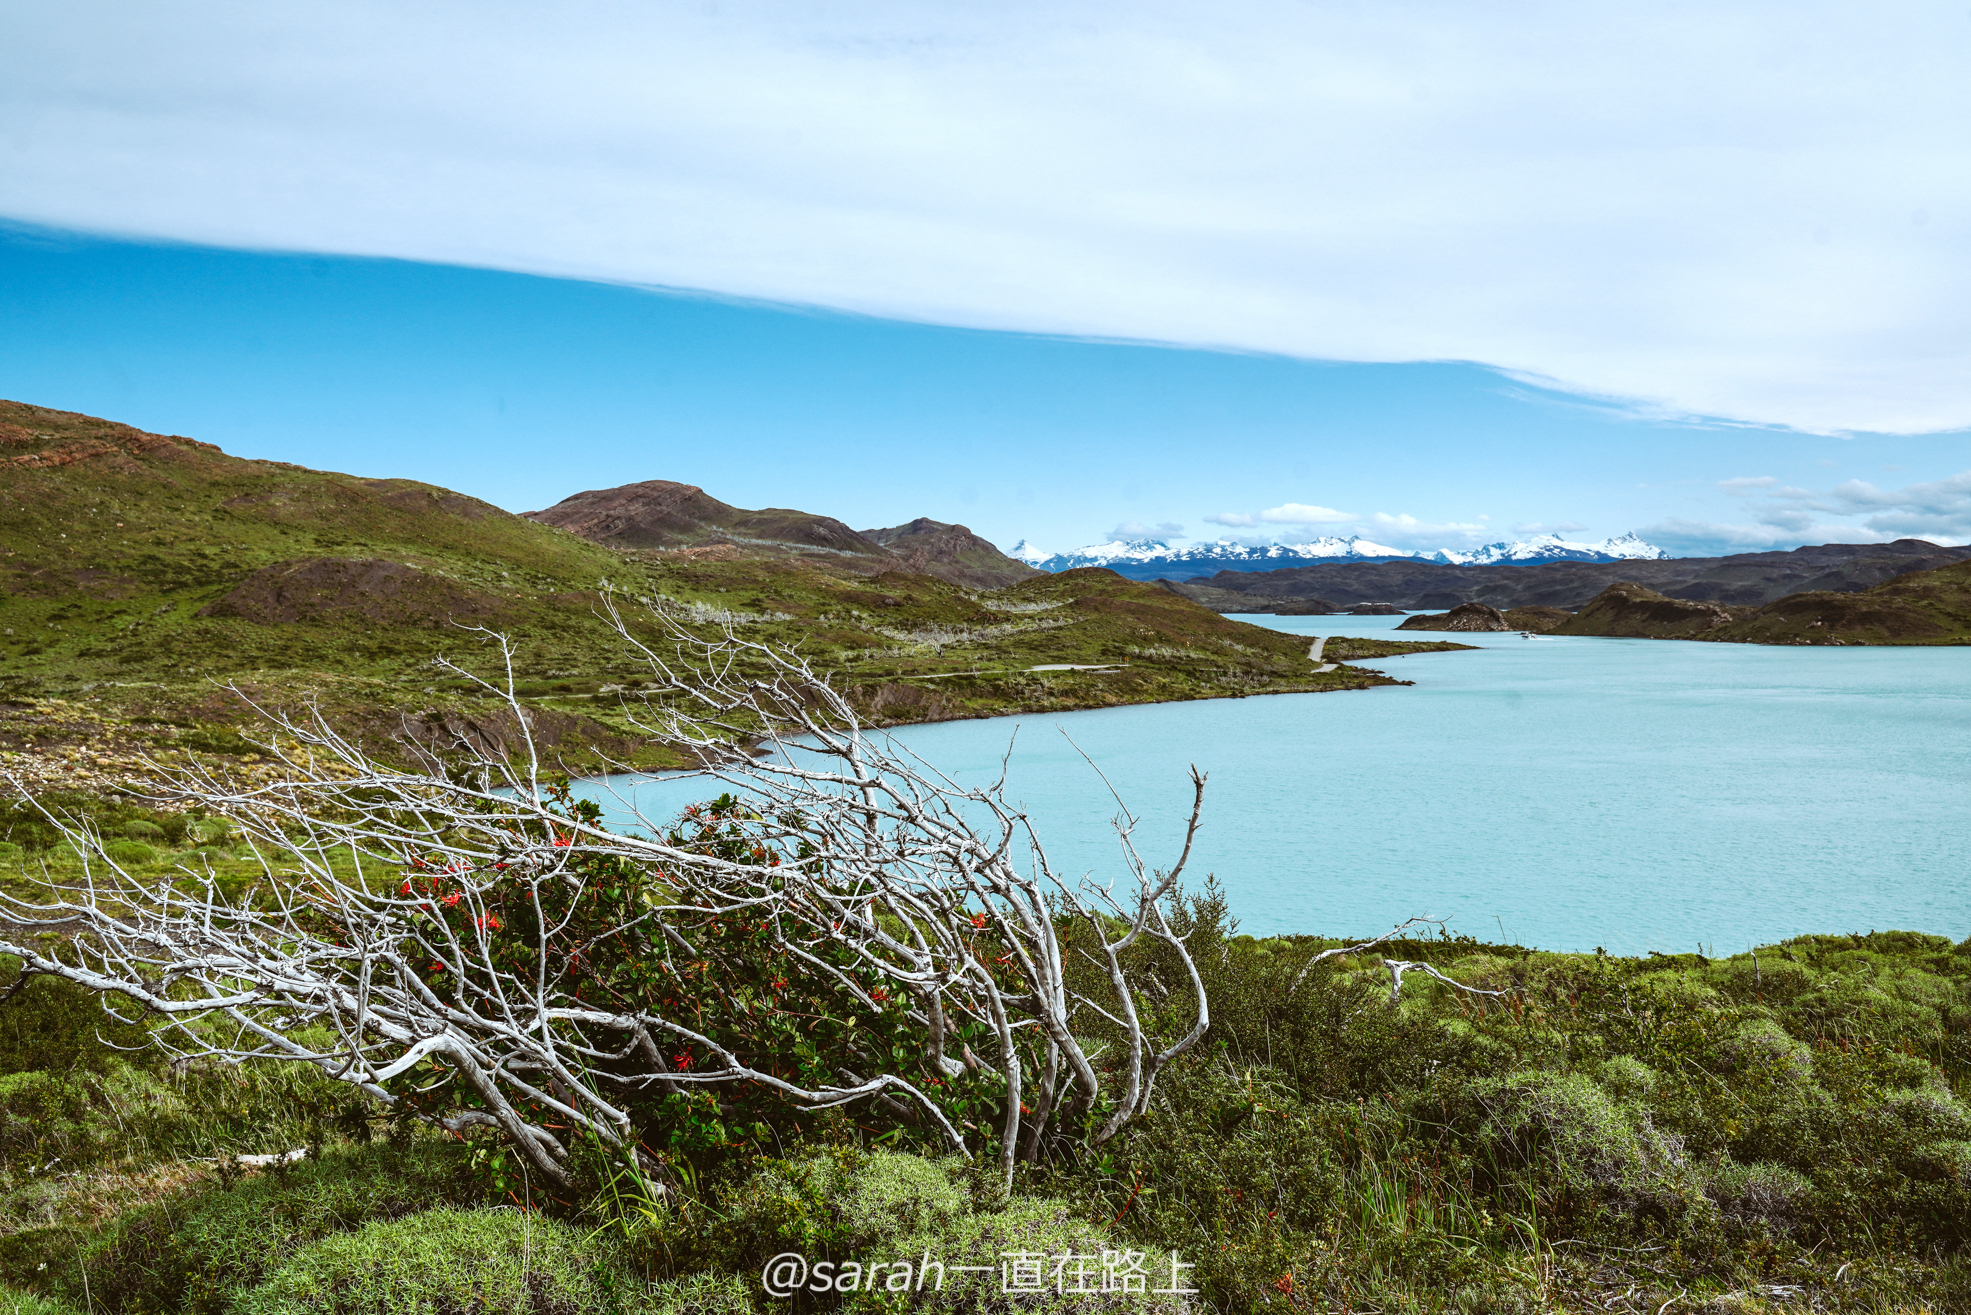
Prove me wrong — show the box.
[1425,532,1669,566]
[1009,531,1669,581]
[1005,539,1052,566]
[1025,536,1418,575]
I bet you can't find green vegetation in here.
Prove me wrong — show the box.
[0,400,1465,790]
[3,813,1965,1312]
[1706,558,1971,645]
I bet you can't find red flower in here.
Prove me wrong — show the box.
[475,913,502,931]
[673,1050,693,1071]
[443,893,461,908]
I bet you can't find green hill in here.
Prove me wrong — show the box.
[0,401,1466,796]
[1706,556,1971,645]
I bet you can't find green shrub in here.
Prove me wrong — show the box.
[102,840,158,867]
[709,1147,969,1265]
[698,1150,1190,1312]
[73,1140,488,1314]
[0,1072,111,1172]
[0,970,154,1076]
[120,821,167,843]
[233,1207,647,1315]
[874,1196,1191,1313]
[1702,1159,1812,1238]
[1438,1070,1711,1240]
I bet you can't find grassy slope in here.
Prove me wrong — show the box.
[0,401,1469,791]
[1707,556,1971,645]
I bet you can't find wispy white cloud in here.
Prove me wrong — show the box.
[1647,467,1971,551]
[1202,503,1501,549]
[1633,518,1816,555]
[1257,503,1353,525]
[2,2,1968,433]
[1829,471,1971,540]
[1511,520,1589,535]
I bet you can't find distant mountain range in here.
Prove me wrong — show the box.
[1008,531,1667,580]
[1163,539,1971,612]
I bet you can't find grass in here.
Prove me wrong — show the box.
[2,828,1965,1313]
[0,400,1471,790]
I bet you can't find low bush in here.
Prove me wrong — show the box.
[0,967,155,1077]
[67,1140,489,1314]
[102,840,157,867]
[233,1207,646,1315]
[0,1072,114,1175]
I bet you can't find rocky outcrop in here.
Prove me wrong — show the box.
[1501,606,1574,633]
[1396,602,1511,632]
[858,518,1041,589]
[1551,583,1755,638]
[526,479,876,556]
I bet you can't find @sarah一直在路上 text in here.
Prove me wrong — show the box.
[760,1249,1199,1298]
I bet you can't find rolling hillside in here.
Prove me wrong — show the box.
[0,401,1462,800]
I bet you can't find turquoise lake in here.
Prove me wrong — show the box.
[577,617,1969,954]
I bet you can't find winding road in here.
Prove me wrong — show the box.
[1308,636,1337,673]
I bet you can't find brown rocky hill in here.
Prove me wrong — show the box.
[525,481,1037,588]
[1550,584,1756,639]
[1395,602,1511,632]
[1553,560,1971,645]
[857,517,1044,590]
[1168,539,1971,612]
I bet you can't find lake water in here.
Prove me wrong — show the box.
[575,618,1969,954]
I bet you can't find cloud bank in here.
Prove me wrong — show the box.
[1639,468,1971,554]
[3,1,1969,433]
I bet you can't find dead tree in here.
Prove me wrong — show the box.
[0,619,1215,1191]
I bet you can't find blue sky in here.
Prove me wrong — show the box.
[3,225,1968,557]
[2,3,1968,555]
